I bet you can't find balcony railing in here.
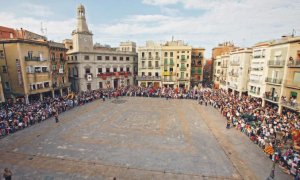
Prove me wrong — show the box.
[221,64,227,68]
[264,94,279,102]
[25,56,42,61]
[136,76,161,81]
[148,56,153,60]
[248,90,260,95]
[249,79,260,83]
[141,57,146,60]
[155,56,160,60]
[265,77,282,84]
[181,58,187,62]
[155,66,160,69]
[163,77,174,82]
[284,80,300,89]
[281,101,299,111]
[228,72,238,77]
[97,72,131,77]
[148,66,154,69]
[169,62,174,66]
[230,61,240,66]
[250,67,264,71]
[180,67,187,71]
[268,60,285,67]
[178,77,188,81]
[287,60,300,67]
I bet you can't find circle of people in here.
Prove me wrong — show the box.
[0,86,299,177]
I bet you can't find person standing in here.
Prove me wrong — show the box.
[3,168,12,180]
[54,110,59,123]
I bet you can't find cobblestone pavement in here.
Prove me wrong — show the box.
[0,97,292,180]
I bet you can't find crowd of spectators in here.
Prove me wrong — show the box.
[0,86,299,177]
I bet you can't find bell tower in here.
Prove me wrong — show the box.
[72,4,93,52]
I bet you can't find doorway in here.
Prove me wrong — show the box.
[114,79,119,89]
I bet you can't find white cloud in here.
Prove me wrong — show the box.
[20,3,54,17]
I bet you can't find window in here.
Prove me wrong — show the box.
[98,68,102,73]
[142,72,145,76]
[126,57,130,61]
[187,55,189,59]
[28,51,33,59]
[170,52,173,57]
[97,56,102,60]
[113,68,117,72]
[126,67,130,72]
[164,52,168,57]
[2,66,7,73]
[177,56,179,59]
[120,57,124,61]
[84,55,89,60]
[44,82,50,88]
[85,68,91,74]
[120,67,123,72]
[71,56,73,60]
[155,72,158,76]
[177,64,179,67]
[4,82,10,90]
[155,52,158,57]
[142,52,145,57]
[99,82,103,89]
[148,52,152,58]
[75,56,77,60]
[30,84,36,90]
[187,64,189,67]
[186,73,189,77]
[70,46,73,49]
[105,56,110,61]
[148,61,152,67]
[105,68,110,73]
[170,68,173,72]
[182,51,185,53]
[148,72,152,76]
[113,56,117,61]
[42,67,48,72]
[52,64,57,70]
[155,61,159,67]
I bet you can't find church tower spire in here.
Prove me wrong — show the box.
[76,4,90,33]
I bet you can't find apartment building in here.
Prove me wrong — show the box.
[49,41,70,96]
[219,53,229,90]
[248,42,270,98]
[66,4,137,91]
[0,29,52,103]
[227,48,252,97]
[137,41,162,88]
[264,36,300,113]
[213,55,222,89]
[191,48,205,87]
[162,40,192,89]
[211,42,236,86]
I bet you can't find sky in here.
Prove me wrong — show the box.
[0,0,300,57]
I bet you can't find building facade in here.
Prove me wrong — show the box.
[162,40,192,89]
[49,41,70,96]
[219,53,229,90]
[211,42,236,86]
[66,5,137,92]
[264,36,300,113]
[191,48,205,87]
[227,48,252,97]
[248,42,270,98]
[137,41,162,88]
[213,55,222,89]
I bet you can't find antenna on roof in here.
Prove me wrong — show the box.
[41,22,47,37]
[292,29,296,37]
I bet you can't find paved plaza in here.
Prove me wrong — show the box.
[0,97,292,180]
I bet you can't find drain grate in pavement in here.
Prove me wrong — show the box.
[111,99,127,104]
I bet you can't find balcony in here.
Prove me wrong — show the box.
[141,57,146,60]
[228,72,238,77]
[178,77,188,81]
[227,84,238,90]
[181,58,187,62]
[250,67,264,71]
[221,64,227,68]
[169,61,174,66]
[282,101,299,111]
[265,77,282,85]
[284,80,300,89]
[249,79,260,83]
[155,66,160,69]
[180,67,187,71]
[268,60,285,67]
[25,56,42,61]
[264,93,279,102]
[248,90,260,96]
[163,77,174,82]
[155,56,160,60]
[148,56,153,60]
[148,66,154,69]
[287,59,300,68]
[136,76,161,81]
[230,61,240,66]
